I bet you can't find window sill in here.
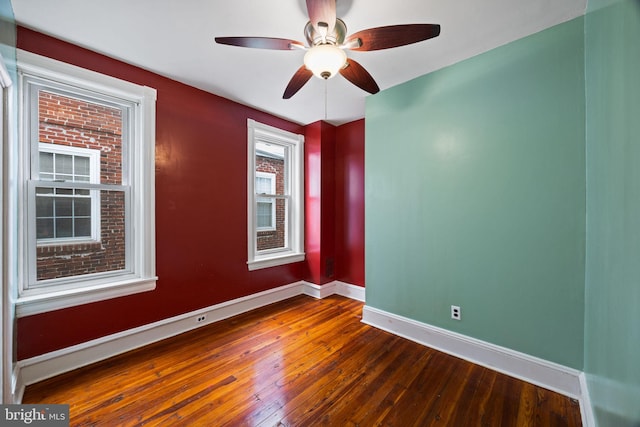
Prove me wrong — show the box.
[247,252,305,271]
[16,276,157,317]
[36,240,102,253]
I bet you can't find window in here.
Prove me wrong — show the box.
[247,119,304,270]
[36,143,100,242]
[255,171,276,231]
[16,50,157,316]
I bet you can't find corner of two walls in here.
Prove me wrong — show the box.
[305,119,366,288]
[304,121,335,285]
[583,0,640,425]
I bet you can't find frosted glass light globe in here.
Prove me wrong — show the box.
[304,44,347,80]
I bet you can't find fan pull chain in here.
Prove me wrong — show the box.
[324,78,328,121]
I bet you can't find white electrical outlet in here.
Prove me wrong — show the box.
[451,305,461,320]
[196,315,207,323]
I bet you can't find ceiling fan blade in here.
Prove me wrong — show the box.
[345,24,441,51]
[215,37,305,50]
[339,58,380,95]
[283,66,314,99]
[306,0,336,34]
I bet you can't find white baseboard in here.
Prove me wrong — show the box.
[303,280,366,302]
[303,281,336,299]
[11,365,23,404]
[579,372,596,427]
[362,305,583,400]
[334,281,366,302]
[15,281,592,426]
[14,280,364,400]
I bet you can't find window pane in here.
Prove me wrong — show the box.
[36,187,96,241]
[257,201,273,228]
[55,197,73,216]
[74,217,92,237]
[36,218,54,239]
[255,142,285,198]
[39,152,53,174]
[36,190,127,281]
[55,218,73,238]
[256,177,272,194]
[74,156,90,178]
[36,196,54,217]
[55,154,73,177]
[256,141,284,158]
[74,197,92,216]
[256,197,287,252]
[38,91,123,186]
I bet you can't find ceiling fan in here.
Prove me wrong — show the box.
[215,0,441,99]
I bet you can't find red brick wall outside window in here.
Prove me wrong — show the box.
[36,91,126,280]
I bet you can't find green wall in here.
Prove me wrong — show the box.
[0,0,16,65]
[584,0,640,425]
[365,17,586,368]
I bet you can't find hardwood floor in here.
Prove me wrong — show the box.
[23,295,582,426]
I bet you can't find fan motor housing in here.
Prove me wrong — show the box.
[304,18,347,46]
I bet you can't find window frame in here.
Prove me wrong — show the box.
[247,119,304,270]
[15,50,157,317]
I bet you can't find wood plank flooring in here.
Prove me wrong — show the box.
[22,295,582,426]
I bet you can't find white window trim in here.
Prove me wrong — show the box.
[247,119,304,270]
[36,142,101,244]
[15,50,157,317]
[1,51,15,405]
[255,171,276,231]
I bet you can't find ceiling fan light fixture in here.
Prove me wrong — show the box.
[304,44,347,80]
[215,3,440,99]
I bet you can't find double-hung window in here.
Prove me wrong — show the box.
[255,171,276,231]
[36,143,100,242]
[17,50,157,316]
[247,119,304,270]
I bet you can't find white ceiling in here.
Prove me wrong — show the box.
[11,0,586,125]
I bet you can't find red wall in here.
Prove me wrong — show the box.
[335,120,365,287]
[16,28,366,360]
[16,28,308,359]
